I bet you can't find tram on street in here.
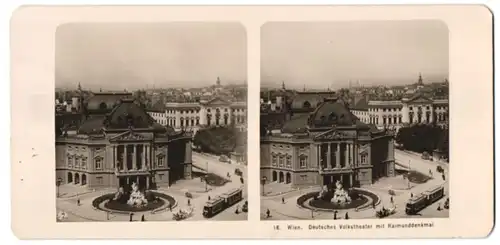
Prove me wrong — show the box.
[405,185,445,215]
[202,188,244,218]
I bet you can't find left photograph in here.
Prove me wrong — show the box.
[54,23,248,222]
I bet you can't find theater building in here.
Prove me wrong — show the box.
[260,96,395,189]
[55,92,193,190]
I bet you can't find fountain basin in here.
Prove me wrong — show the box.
[92,192,176,213]
[297,189,380,212]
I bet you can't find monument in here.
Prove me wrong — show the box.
[127,182,148,207]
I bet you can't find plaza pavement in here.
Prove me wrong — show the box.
[260,149,449,220]
[57,152,248,222]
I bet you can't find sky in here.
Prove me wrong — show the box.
[56,22,247,90]
[261,20,449,90]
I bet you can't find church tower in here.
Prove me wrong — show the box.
[417,73,424,85]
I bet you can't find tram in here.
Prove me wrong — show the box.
[405,185,445,215]
[202,188,243,218]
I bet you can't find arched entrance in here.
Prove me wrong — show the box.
[74,173,80,185]
[286,172,291,184]
[279,172,284,183]
[81,174,87,185]
[272,171,277,182]
[67,172,73,183]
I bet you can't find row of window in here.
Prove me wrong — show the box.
[271,153,308,169]
[370,105,448,113]
[271,144,308,150]
[165,108,246,114]
[369,107,402,112]
[67,155,90,169]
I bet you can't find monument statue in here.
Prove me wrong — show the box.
[331,180,351,204]
[127,182,148,207]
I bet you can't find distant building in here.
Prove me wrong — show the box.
[367,93,449,130]
[162,98,247,133]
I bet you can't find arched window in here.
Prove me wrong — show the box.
[95,157,103,170]
[303,101,311,109]
[99,102,107,110]
[81,157,87,169]
[299,155,308,169]
[271,153,277,166]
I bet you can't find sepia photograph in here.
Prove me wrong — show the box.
[54,22,248,222]
[10,5,493,239]
[260,21,450,220]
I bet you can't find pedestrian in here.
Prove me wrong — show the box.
[429,169,432,176]
[266,209,271,218]
[168,203,172,211]
[437,203,442,211]
[442,174,446,181]
[208,196,211,200]
[77,198,80,206]
[390,196,394,204]
[345,212,349,220]
[282,197,285,204]
[187,199,191,206]
[141,214,145,222]
[333,211,338,220]
[129,213,133,222]
[411,193,414,198]
[235,205,240,214]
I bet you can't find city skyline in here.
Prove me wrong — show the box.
[56,22,247,90]
[261,20,449,90]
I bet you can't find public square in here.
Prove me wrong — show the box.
[260,149,449,220]
[57,152,248,222]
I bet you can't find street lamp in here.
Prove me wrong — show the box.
[261,176,267,196]
[56,178,62,198]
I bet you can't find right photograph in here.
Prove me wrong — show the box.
[259,21,449,220]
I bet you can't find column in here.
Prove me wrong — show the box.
[141,144,146,170]
[146,176,150,189]
[113,145,117,170]
[133,144,137,170]
[327,143,331,169]
[317,144,321,168]
[350,174,353,187]
[401,103,409,123]
[136,176,139,185]
[348,144,352,167]
[145,145,149,169]
[430,105,435,123]
[335,143,341,168]
[123,145,128,171]
[344,143,349,167]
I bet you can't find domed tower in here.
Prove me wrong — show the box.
[417,73,424,86]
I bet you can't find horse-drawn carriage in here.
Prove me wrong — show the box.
[376,206,397,218]
[172,207,194,221]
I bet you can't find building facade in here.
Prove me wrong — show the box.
[56,92,193,190]
[150,98,247,132]
[366,93,449,130]
[260,97,395,189]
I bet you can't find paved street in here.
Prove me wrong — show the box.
[260,149,449,220]
[57,152,248,222]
